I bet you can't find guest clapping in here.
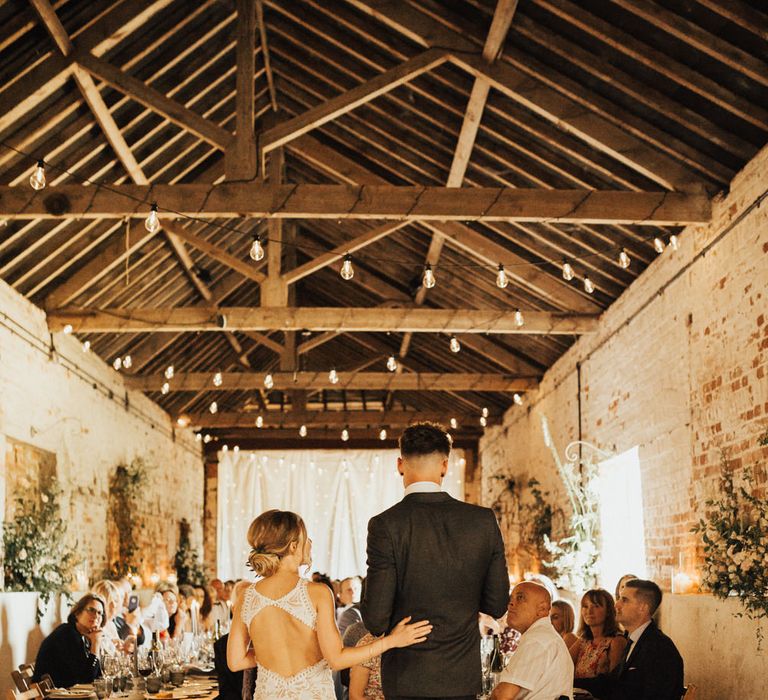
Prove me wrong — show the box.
[32,593,105,687]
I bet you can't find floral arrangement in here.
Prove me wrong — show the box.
[106,457,149,578]
[693,444,768,634]
[540,416,601,592]
[2,478,80,621]
[174,518,206,586]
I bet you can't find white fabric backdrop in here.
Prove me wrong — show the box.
[217,448,465,580]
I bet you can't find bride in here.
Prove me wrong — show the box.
[227,509,432,699]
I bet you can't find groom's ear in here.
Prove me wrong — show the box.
[440,457,448,478]
[397,456,404,476]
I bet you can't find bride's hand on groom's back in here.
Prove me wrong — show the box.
[389,615,433,648]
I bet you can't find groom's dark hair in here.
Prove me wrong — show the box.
[399,421,452,457]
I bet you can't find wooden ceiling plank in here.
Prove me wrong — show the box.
[693,0,768,41]
[261,48,449,152]
[344,0,705,192]
[128,371,538,392]
[256,0,279,111]
[1,183,711,224]
[48,306,599,334]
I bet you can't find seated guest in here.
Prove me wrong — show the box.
[32,592,105,687]
[208,583,231,635]
[349,630,383,700]
[606,579,683,700]
[92,579,124,654]
[157,582,187,641]
[491,582,573,700]
[214,583,253,700]
[113,577,146,648]
[614,574,638,602]
[179,584,199,634]
[550,599,578,650]
[571,589,627,686]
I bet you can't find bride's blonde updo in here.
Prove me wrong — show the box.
[247,509,307,577]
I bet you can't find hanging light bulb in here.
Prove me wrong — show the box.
[113,357,122,370]
[618,248,631,269]
[562,260,575,281]
[653,237,666,254]
[386,355,398,372]
[255,415,264,428]
[450,417,458,430]
[164,364,174,380]
[299,424,307,437]
[209,401,218,414]
[379,428,387,441]
[513,393,524,406]
[514,309,524,327]
[161,382,170,395]
[496,263,508,289]
[82,340,90,353]
[249,235,265,261]
[203,434,212,443]
[584,276,595,294]
[449,335,461,353]
[480,415,488,427]
[63,324,73,335]
[145,202,160,234]
[29,160,46,190]
[329,368,339,384]
[122,355,132,369]
[422,263,436,289]
[340,254,355,281]
[195,433,203,442]
[264,373,274,390]
[482,407,489,418]
[341,427,350,442]
[212,371,223,387]
[669,234,679,251]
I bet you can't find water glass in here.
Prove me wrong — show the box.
[94,679,111,700]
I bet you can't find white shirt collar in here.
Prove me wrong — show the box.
[404,481,441,496]
[627,619,652,657]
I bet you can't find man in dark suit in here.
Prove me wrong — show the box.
[361,422,509,700]
[607,579,684,700]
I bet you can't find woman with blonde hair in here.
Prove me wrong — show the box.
[92,579,124,653]
[550,599,578,650]
[227,509,431,699]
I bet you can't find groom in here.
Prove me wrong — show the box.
[361,422,509,700]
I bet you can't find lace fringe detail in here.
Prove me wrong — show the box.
[252,659,335,700]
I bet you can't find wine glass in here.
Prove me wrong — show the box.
[94,679,111,700]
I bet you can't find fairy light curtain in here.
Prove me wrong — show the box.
[217,448,466,580]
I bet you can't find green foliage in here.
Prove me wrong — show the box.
[2,479,79,621]
[520,478,558,565]
[174,518,205,586]
[106,458,149,577]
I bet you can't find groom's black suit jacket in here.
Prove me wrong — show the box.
[361,491,509,698]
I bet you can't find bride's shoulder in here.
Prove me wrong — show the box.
[306,581,334,605]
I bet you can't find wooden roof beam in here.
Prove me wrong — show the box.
[48,306,598,334]
[2,183,711,224]
[256,0,278,111]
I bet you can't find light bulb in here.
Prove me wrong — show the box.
[618,248,631,269]
[423,263,436,289]
[264,373,274,389]
[496,263,508,289]
[164,364,174,380]
[255,416,264,428]
[669,234,679,251]
[82,340,90,353]
[340,254,354,280]
[203,434,212,443]
[122,355,132,369]
[513,393,523,406]
[233,445,239,454]
[379,428,387,441]
[63,324,73,335]
[195,433,202,442]
[562,260,575,281]
[209,401,218,414]
[341,427,350,442]
[113,357,122,370]
[145,202,160,234]
[514,309,524,327]
[29,160,46,190]
[222,445,228,452]
[299,424,307,437]
[161,382,170,395]
[249,235,265,261]
[653,237,665,254]
[386,355,398,372]
[329,368,339,384]
[450,417,458,429]
[449,335,461,353]
[482,407,489,418]
[480,416,487,427]
[213,371,223,387]
[584,276,595,294]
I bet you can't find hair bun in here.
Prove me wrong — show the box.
[248,550,280,577]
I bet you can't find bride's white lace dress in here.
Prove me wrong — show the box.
[241,579,336,700]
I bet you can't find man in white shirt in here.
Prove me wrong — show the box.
[492,581,573,700]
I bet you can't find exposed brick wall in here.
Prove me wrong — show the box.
[0,278,204,583]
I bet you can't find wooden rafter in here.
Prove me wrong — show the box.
[256,0,278,111]
[1,183,710,224]
[127,371,538,392]
[47,306,598,334]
